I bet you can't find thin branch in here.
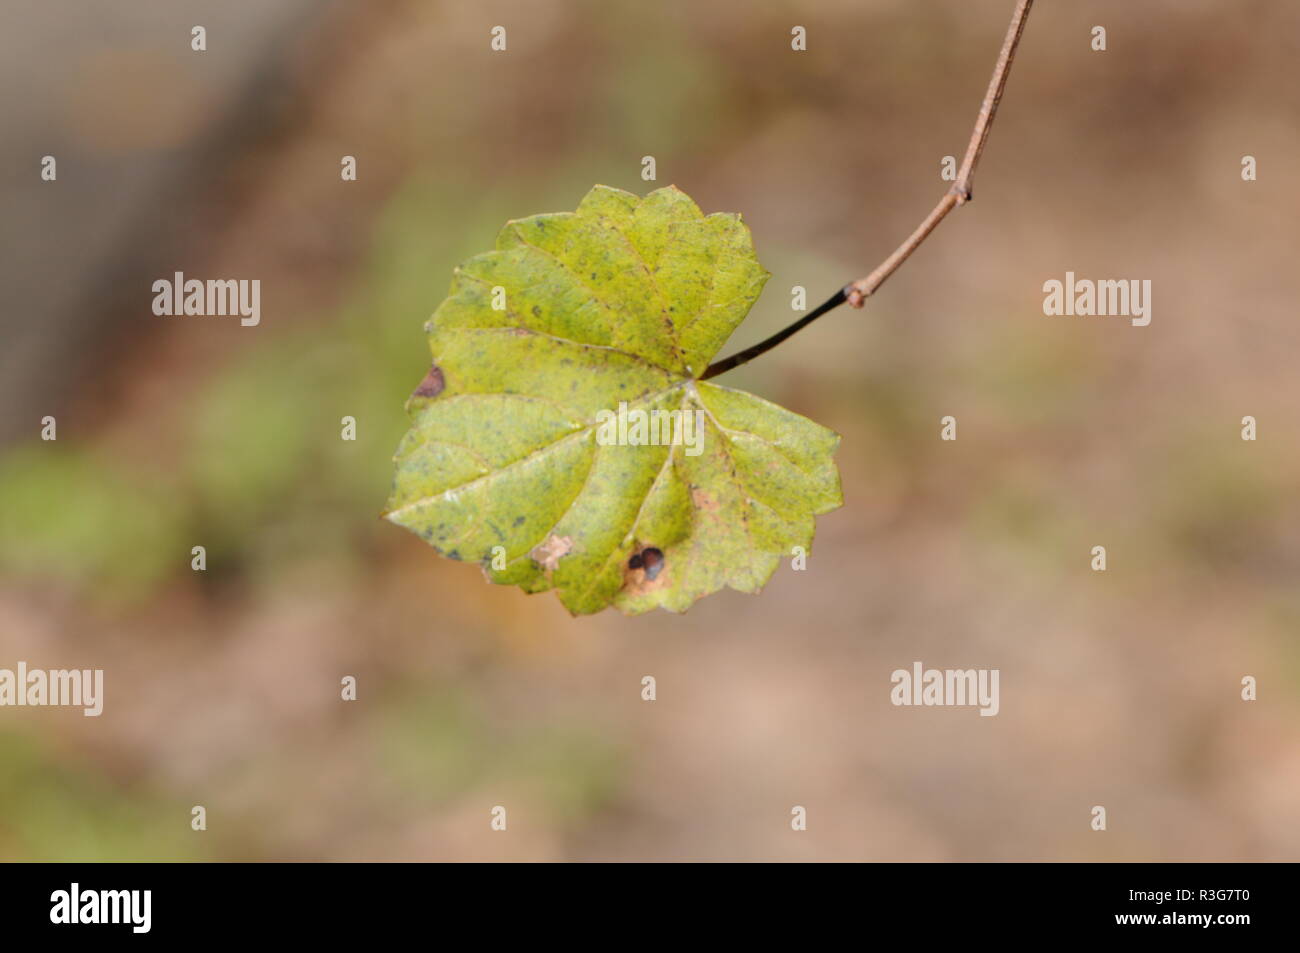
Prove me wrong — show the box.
[701,0,1034,380]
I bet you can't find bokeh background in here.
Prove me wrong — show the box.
[2,0,1298,861]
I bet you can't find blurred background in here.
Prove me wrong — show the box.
[1,0,1298,861]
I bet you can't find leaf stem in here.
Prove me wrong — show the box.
[700,289,846,380]
[700,0,1034,380]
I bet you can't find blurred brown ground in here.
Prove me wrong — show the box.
[1,0,1298,861]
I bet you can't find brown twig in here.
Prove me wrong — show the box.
[701,0,1034,380]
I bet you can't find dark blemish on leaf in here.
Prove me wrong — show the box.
[531,305,541,317]
[622,544,668,596]
[640,547,664,580]
[413,363,445,398]
[447,549,462,561]
[512,515,526,527]
[628,546,664,580]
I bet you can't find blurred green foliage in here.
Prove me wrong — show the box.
[0,179,541,600]
[0,731,204,861]
[0,447,186,601]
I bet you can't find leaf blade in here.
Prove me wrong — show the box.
[386,186,842,615]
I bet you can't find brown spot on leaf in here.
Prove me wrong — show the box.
[413,363,445,399]
[690,487,720,512]
[530,534,573,573]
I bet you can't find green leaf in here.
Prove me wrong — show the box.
[384,185,842,615]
